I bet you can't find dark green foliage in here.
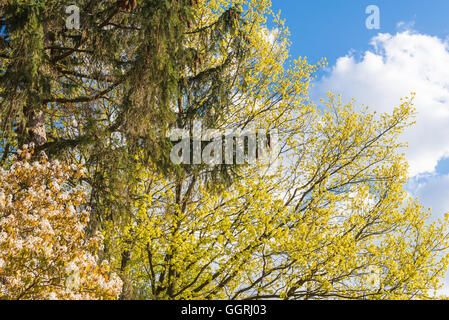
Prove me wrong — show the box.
[0,0,247,229]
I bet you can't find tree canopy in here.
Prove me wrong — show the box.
[0,0,448,300]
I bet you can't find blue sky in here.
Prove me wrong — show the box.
[270,0,449,67]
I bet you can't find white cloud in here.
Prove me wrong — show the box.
[314,31,449,177]
[396,20,415,31]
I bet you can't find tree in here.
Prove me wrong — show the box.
[0,0,199,150]
[100,1,449,300]
[0,146,122,299]
[1,0,448,300]
[103,89,449,299]
[0,0,248,236]
[0,0,249,299]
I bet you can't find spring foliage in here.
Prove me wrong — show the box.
[101,0,449,299]
[0,0,449,300]
[105,94,449,299]
[0,147,122,299]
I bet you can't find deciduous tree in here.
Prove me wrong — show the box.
[0,147,122,299]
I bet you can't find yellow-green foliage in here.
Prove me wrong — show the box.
[101,0,449,300]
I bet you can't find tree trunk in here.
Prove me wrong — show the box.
[24,108,47,147]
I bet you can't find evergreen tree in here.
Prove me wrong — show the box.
[1,1,249,297]
[0,0,246,228]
